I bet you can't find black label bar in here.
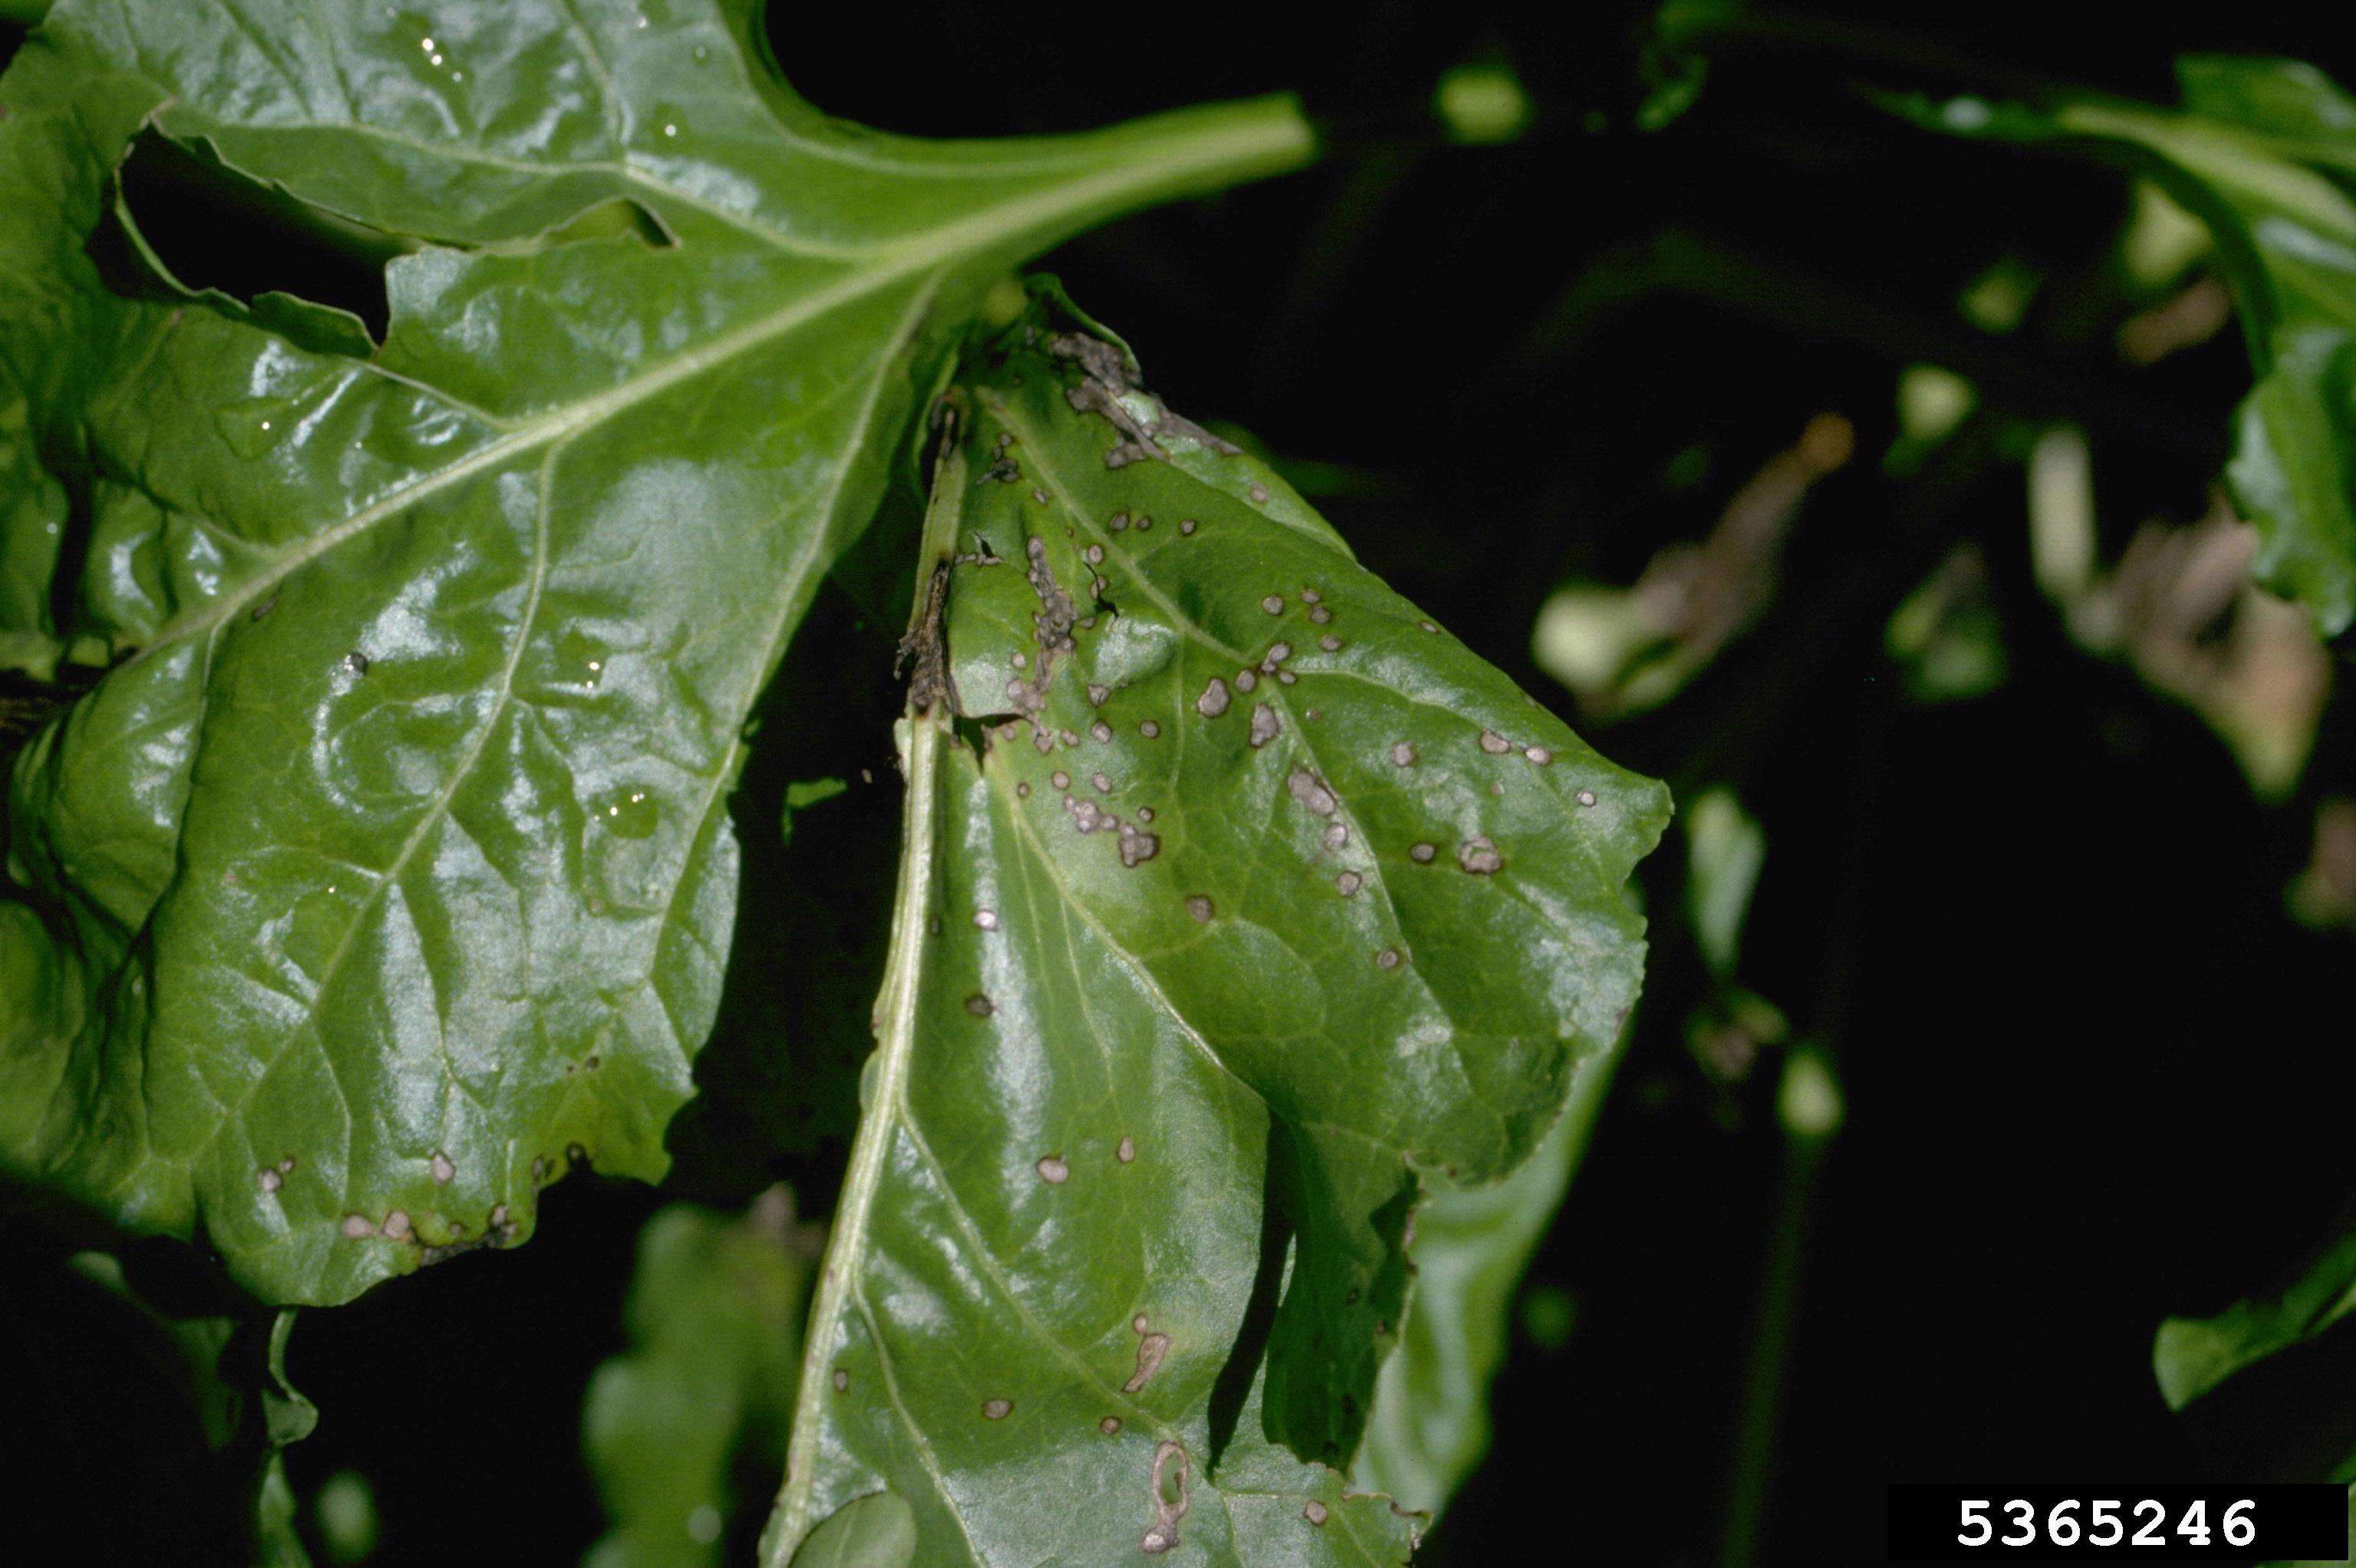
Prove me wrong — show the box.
[1886,1484,2348,1562]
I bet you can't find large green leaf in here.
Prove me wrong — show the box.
[0,2,1310,1303]
[1903,57,2356,634]
[762,291,1667,1565]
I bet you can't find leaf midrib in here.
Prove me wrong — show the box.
[120,101,1309,676]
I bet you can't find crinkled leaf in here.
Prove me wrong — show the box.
[762,291,1667,1565]
[2156,1218,2356,1409]
[1901,56,2356,634]
[1352,1023,1624,1520]
[0,1,1309,1303]
[585,1188,817,1568]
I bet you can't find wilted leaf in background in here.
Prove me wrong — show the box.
[1908,58,2356,637]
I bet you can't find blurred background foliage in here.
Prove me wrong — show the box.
[11,1,2356,1563]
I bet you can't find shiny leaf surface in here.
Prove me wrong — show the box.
[763,293,1667,1565]
[0,2,1310,1303]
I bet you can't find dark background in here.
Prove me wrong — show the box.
[7,2,2356,1563]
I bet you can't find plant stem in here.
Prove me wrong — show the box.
[1719,694,1877,1568]
[1718,1113,1834,1568]
[759,413,966,1568]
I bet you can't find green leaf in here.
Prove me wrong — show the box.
[45,1256,317,1561]
[779,777,851,849]
[1684,787,1763,980]
[762,289,1667,1565]
[1900,57,2356,634]
[791,1493,916,1568]
[2155,1218,2356,1410]
[0,2,1311,1303]
[1352,1020,1624,1520]
[585,1188,818,1568]
[256,1310,318,1568]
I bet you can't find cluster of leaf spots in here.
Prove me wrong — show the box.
[763,291,1664,1565]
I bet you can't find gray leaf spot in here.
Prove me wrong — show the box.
[430,1151,456,1184]
[982,1398,1013,1420]
[1479,730,1511,755]
[1286,768,1338,816]
[1140,1440,1190,1555]
[966,993,996,1017]
[1124,1322,1173,1394]
[1410,842,1437,863]
[1249,704,1281,749]
[1117,1136,1137,1163]
[1261,595,1284,615]
[1036,1155,1070,1185]
[1390,742,1417,767]
[1139,720,1161,738]
[974,909,999,931]
[1305,1501,1329,1525]
[1101,1416,1124,1435]
[1375,948,1403,969]
[1335,871,1362,896]
[1196,677,1230,717]
[1459,836,1504,874]
[1120,833,1160,866]
[1184,895,1215,923]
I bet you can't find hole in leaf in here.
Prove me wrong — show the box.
[105,129,398,347]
